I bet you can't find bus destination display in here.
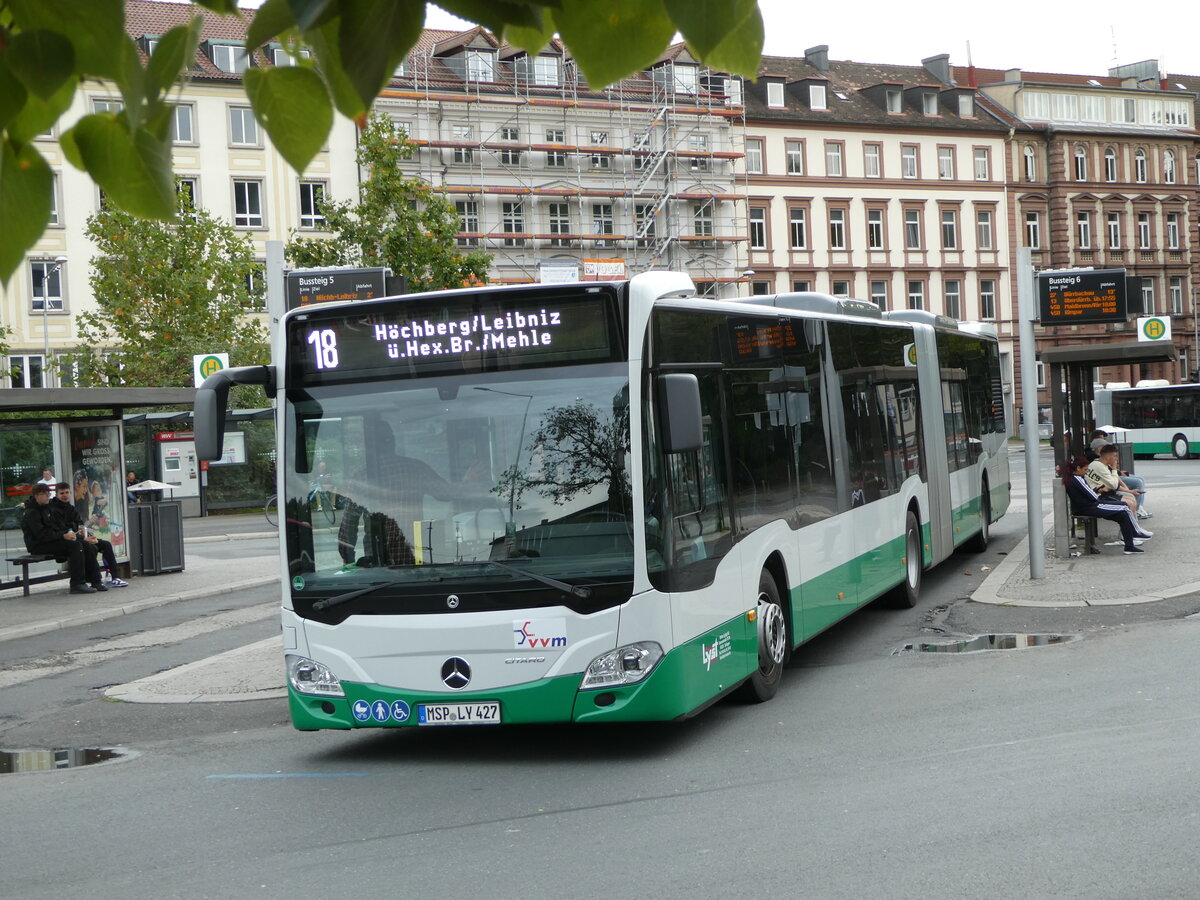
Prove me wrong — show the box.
[290,288,619,382]
[727,318,803,361]
[1037,268,1128,326]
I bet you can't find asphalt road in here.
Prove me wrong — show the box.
[3,459,1200,898]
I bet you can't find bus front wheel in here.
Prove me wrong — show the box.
[890,510,923,608]
[740,571,787,703]
[1172,434,1190,459]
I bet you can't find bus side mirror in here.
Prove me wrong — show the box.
[657,373,703,453]
[195,365,275,461]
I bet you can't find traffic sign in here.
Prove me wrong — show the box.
[193,353,229,387]
[1137,316,1172,342]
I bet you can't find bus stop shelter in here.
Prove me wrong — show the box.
[1040,341,1176,558]
[0,388,195,584]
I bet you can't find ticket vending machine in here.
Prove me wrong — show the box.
[155,432,201,517]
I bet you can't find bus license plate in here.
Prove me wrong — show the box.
[417,701,501,726]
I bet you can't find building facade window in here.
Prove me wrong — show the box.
[592,203,614,244]
[980,279,997,319]
[533,55,559,85]
[687,134,709,172]
[828,208,846,249]
[1138,212,1151,249]
[502,201,525,245]
[634,203,656,240]
[1141,277,1155,314]
[745,138,763,174]
[785,140,804,175]
[789,207,807,249]
[809,84,827,110]
[904,208,922,249]
[867,208,885,249]
[298,181,326,228]
[229,106,258,146]
[7,355,45,389]
[1105,147,1118,182]
[1023,145,1037,181]
[863,143,881,177]
[210,43,248,74]
[870,280,888,309]
[976,208,993,249]
[940,209,958,249]
[171,104,194,143]
[1167,212,1180,249]
[455,200,479,246]
[590,131,610,169]
[1135,148,1147,183]
[452,125,473,163]
[749,207,767,249]
[1074,145,1088,181]
[973,148,990,180]
[1107,212,1121,248]
[692,202,713,238]
[31,260,64,312]
[944,280,961,319]
[901,144,918,178]
[1164,149,1177,184]
[886,89,902,113]
[1076,211,1091,248]
[907,280,925,310]
[233,179,263,227]
[465,49,495,82]
[831,279,850,297]
[937,146,955,179]
[825,141,843,176]
[1024,211,1041,249]
[547,202,571,246]
[1170,277,1184,314]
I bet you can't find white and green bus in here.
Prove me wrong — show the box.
[1094,383,1200,459]
[196,272,1008,729]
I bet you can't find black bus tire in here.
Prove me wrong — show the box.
[889,510,922,608]
[739,571,788,703]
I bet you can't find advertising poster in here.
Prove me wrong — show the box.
[67,423,127,563]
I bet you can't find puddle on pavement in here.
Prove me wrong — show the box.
[0,747,124,774]
[896,633,1081,654]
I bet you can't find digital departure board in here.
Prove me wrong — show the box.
[726,318,804,361]
[288,285,623,384]
[1038,269,1128,326]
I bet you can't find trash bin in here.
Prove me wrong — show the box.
[126,501,185,575]
[1114,443,1135,475]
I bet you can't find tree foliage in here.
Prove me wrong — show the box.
[64,192,269,405]
[0,0,763,283]
[286,115,491,291]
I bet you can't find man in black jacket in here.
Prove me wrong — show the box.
[20,483,105,594]
[50,482,127,587]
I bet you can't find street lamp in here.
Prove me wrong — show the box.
[41,255,68,373]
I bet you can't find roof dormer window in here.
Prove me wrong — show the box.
[886,89,902,113]
[922,92,938,115]
[465,49,495,82]
[272,45,311,67]
[533,55,559,86]
[809,84,827,110]
[957,93,974,117]
[767,81,784,108]
[209,41,249,74]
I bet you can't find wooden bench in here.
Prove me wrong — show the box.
[4,554,68,597]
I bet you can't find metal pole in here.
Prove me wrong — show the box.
[1017,248,1044,578]
[41,257,67,382]
[1193,286,1198,381]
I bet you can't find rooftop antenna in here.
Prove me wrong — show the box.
[1110,25,1118,66]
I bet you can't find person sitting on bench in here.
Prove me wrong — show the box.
[1063,456,1151,556]
[20,483,106,594]
[50,482,127,587]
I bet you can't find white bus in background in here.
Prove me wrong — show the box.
[1095,383,1200,459]
[196,273,1008,731]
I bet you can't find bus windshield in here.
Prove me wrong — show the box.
[282,365,633,615]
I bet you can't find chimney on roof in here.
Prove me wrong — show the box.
[922,54,952,85]
[805,45,829,72]
[1004,68,1022,82]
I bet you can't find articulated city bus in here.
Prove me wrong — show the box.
[196,272,1008,729]
[1094,383,1200,459]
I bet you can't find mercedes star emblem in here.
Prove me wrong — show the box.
[441,657,471,690]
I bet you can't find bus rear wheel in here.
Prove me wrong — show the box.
[740,571,787,703]
[1172,434,1190,459]
[889,510,923,608]
[965,489,990,553]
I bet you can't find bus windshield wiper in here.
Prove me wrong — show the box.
[487,560,592,599]
[311,581,395,611]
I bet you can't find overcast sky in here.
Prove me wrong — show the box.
[425,1,1195,78]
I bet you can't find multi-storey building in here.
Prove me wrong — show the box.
[741,47,1016,387]
[8,0,360,388]
[376,29,747,290]
[964,62,1200,406]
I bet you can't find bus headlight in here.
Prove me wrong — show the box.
[580,642,663,690]
[286,654,344,697]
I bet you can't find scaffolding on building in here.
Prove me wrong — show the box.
[374,34,748,288]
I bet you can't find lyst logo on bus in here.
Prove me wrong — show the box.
[513,618,568,649]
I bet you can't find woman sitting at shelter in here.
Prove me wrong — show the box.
[1063,456,1150,555]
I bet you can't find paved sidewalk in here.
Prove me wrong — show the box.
[972,477,1200,607]
[0,514,279,644]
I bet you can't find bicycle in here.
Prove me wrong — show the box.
[309,483,337,525]
[264,493,278,527]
